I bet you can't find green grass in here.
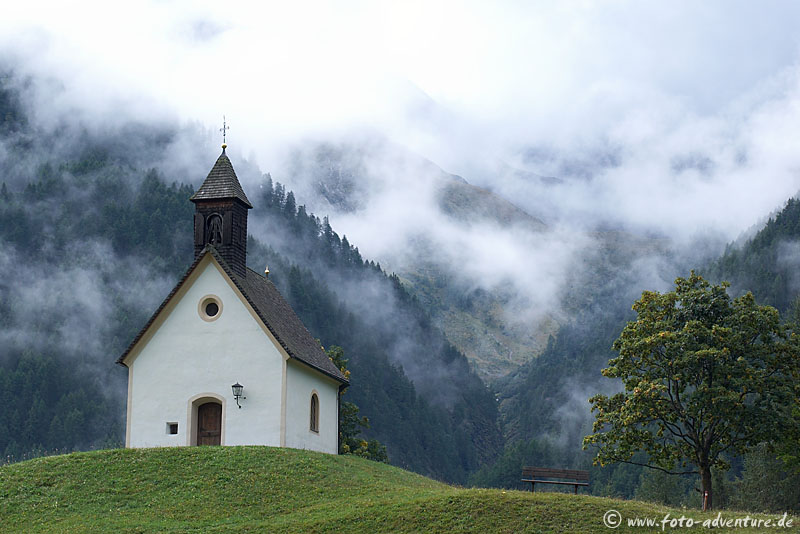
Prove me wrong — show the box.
[0,447,796,533]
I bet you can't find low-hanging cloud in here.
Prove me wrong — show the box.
[4,0,800,194]
[4,1,800,379]
[486,69,800,240]
[0,240,175,394]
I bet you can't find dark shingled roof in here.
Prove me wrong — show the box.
[228,260,347,384]
[117,246,348,385]
[189,149,253,208]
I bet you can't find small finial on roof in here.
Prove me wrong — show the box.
[264,265,270,278]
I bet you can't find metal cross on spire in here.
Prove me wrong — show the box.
[220,115,230,146]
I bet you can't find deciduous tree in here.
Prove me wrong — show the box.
[584,272,800,510]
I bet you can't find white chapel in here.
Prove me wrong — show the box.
[116,145,348,453]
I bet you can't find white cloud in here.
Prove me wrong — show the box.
[5,0,800,339]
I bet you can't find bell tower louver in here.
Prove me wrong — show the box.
[189,145,253,277]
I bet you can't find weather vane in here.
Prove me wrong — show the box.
[220,115,230,146]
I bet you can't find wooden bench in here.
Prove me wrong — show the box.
[521,467,589,494]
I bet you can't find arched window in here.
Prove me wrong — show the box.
[310,393,319,433]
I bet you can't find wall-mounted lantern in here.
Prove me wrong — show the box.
[231,382,246,408]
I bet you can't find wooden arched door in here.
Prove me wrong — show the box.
[197,402,222,445]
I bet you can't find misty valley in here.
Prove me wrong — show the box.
[1,66,799,516]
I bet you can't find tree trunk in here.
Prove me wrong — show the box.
[700,465,713,511]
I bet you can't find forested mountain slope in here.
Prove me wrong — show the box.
[704,196,800,314]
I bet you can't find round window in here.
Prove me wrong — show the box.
[198,296,222,321]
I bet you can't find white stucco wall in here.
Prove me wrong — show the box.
[284,359,339,454]
[126,258,285,448]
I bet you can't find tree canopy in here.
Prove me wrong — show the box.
[584,272,800,510]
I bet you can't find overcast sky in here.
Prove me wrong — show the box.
[4,0,800,240]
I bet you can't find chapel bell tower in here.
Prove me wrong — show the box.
[189,144,253,277]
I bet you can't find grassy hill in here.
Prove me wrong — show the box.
[0,447,794,533]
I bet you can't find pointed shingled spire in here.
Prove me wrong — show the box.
[189,147,253,208]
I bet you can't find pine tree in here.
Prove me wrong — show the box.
[260,173,274,207]
[283,191,296,218]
